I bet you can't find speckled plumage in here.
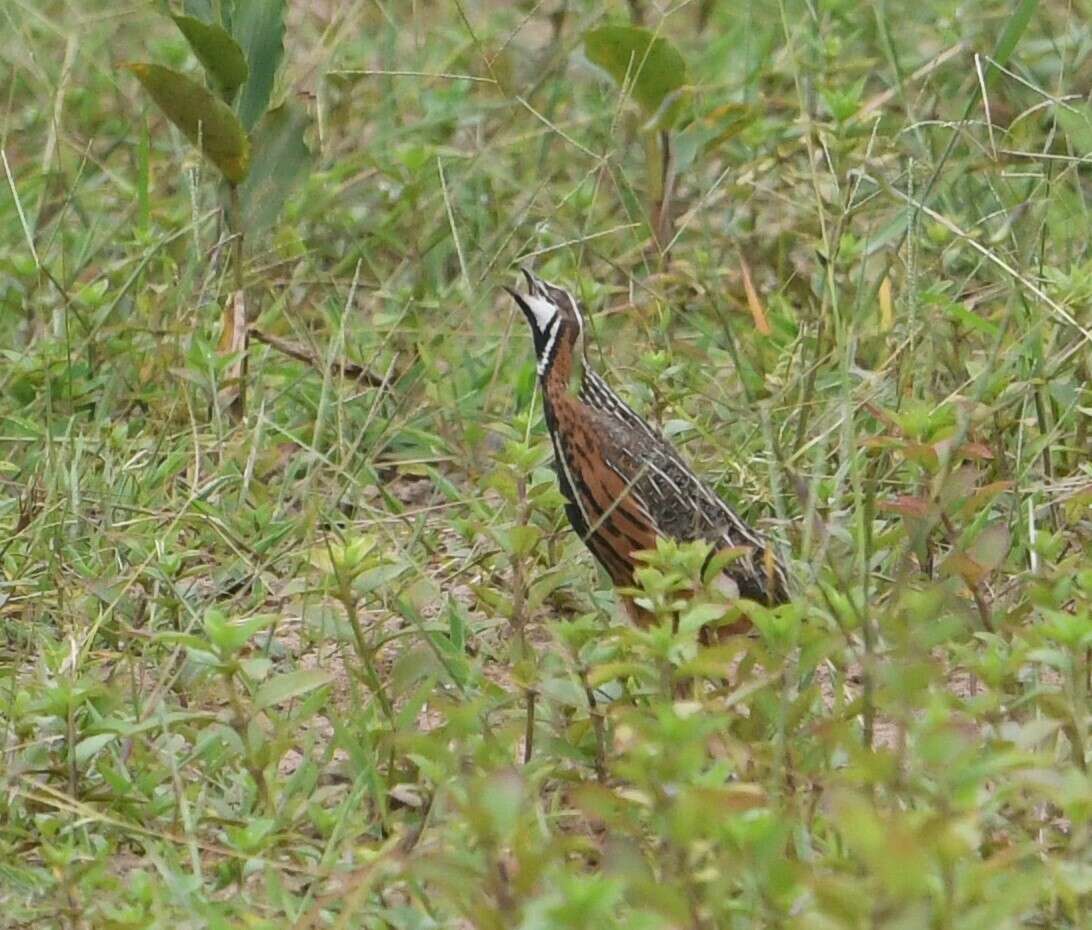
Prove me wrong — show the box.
[506,269,787,621]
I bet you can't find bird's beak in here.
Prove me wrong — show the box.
[520,265,544,296]
[503,282,532,321]
[504,265,542,321]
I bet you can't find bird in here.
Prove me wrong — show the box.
[504,268,788,629]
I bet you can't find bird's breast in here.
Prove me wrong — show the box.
[545,391,659,586]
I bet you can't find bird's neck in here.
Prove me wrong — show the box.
[541,327,585,397]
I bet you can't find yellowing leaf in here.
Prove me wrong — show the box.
[584,26,689,129]
[879,275,894,331]
[126,62,250,182]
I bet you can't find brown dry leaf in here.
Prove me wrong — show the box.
[877,495,933,518]
[960,441,994,460]
[860,435,904,453]
[942,551,988,587]
[738,255,771,335]
[863,402,902,430]
[942,523,1010,587]
[938,465,981,511]
[690,783,768,812]
[218,290,248,418]
[902,442,940,469]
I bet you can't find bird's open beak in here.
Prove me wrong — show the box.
[503,281,532,321]
[520,265,546,296]
[503,265,543,321]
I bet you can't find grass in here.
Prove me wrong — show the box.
[1,0,1090,927]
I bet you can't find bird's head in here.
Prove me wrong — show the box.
[504,267,585,378]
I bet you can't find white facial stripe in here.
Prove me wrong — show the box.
[538,321,559,375]
[524,295,558,332]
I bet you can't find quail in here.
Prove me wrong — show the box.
[505,268,787,625]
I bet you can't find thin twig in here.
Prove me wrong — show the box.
[523,690,536,765]
[250,327,391,388]
[582,672,608,783]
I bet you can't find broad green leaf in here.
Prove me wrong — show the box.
[225,817,276,853]
[254,669,333,711]
[584,26,689,129]
[678,601,726,636]
[74,732,118,765]
[501,523,542,557]
[1040,608,1092,649]
[172,15,249,96]
[231,0,285,130]
[239,102,311,233]
[126,63,250,182]
[239,656,273,681]
[153,631,217,654]
[947,301,1000,336]
[182,0,215,22]
[353,561,409,597]
[203,608,274,655]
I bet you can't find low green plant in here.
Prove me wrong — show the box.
[126,0,310,419]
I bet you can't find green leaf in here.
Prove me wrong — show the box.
[480,771,524,840]
[203,608,274,655]
[504,524,543,558]
[182,0,215,22]
[172,15,249,96]
[584,26,689,129]
[968,523,1010,573]
[126,62,250,182]
[1056,103,1092,155]
[74,732,118,765]
[946,301,1000,336]
[991,0,1039,72]
[678,601,726,636]
[353,561,410,597]
[254,669,333,711]
[239,103,311,233]
[153,632,217,654]
[231,0,286,130]
[225,817,276,853]
[239,656,273,681]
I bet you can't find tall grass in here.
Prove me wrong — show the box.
[1,1,1089,926]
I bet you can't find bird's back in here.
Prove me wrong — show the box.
[552,376,787,605]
